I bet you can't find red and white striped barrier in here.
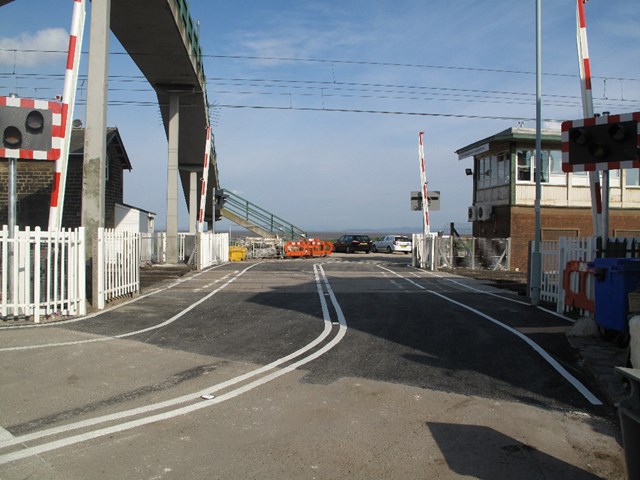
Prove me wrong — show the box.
[575,0,602,236]
[197,125,213,232]
[576,0,593,118]
[48,0,86,229]
[418,132,430,235]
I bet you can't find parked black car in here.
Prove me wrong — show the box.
[333,234,372,253]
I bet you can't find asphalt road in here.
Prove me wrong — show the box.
[0,253,626,479]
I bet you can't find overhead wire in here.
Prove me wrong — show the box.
[1,48,639,121]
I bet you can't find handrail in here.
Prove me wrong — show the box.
[172,0,204,78]
[222,191,306,241]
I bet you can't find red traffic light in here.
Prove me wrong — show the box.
[3,126,22,147]
[25,110,45,132]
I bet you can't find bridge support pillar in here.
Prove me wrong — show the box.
[189,170,197,233]
[166,94,180,264]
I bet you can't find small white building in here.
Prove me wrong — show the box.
[115,203,155,234]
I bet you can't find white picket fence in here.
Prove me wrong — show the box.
[197,232,229,270]
[97,228,140,310]
[538,236,599,313]
[0,226,86,323]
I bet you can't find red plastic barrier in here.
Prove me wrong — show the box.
[563,260,595,312]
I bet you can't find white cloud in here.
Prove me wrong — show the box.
[0,28,68,67]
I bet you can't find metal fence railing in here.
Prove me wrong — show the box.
[413,234,511,272]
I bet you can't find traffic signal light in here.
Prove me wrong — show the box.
[0,96,62,160]
[562,112,639,172]
[214,189,228,221]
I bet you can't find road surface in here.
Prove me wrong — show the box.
[0,253,625,479]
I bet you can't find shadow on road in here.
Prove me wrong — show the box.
[242,256,611,416]
[427,422,603,479]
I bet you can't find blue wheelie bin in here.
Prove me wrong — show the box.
[592,258,640,332]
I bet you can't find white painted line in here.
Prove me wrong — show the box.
[0,428,13,442]
[0,263,348,464]
[0,263,230,330]
[422,269,532,306]
[0,265,260,352]
[409,267,575,323]
[378,265,602,406]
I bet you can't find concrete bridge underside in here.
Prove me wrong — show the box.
[1,0,219,249]
[110,0,219,225]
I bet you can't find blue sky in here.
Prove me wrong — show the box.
[1,1,639,233]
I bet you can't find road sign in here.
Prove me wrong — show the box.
[410,191,440,211]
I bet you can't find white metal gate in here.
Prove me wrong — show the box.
[197,232,229,269]
[97,228,140,309]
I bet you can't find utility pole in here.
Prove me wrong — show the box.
[82,0,111,306]
[530,0,542,305]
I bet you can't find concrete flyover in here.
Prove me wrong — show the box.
[0,0,219,242]
[109,0,220,228]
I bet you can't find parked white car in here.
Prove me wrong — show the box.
[372,235,412,254]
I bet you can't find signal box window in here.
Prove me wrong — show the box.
[626,169,640,187]
[517,150,532,181]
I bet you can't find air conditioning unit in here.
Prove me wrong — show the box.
[467,206,477,222]
[477,204,494,221]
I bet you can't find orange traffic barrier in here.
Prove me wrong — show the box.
[563,260,595,312]
[284,239,333,258]
[284,241,309,257]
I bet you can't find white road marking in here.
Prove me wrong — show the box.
[0,263,230,330]
[377,265,602,406]
[410,267,575,323]
[0,266,259,352]
[0,263,348,465]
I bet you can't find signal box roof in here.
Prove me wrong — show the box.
[455,127,561,160]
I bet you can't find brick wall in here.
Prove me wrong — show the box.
[474,205,640,272]
[104,142,124,228]
[62,157,83,228]
[0,160,55,229]
[1,153,124,230]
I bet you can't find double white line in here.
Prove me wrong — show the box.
[0,264,347,465]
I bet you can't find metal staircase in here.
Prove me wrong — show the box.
[221,190,306,241]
